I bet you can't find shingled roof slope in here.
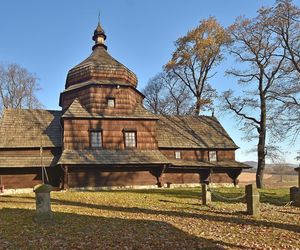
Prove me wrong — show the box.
[0,155,60,168]
[0,109,62,148]
[66,46,138,88]
[156,115,238,149]
[59,149,169,165]
[169,159,251,169]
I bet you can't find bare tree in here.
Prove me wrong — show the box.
[143,72,193,115]
[272,0,300,73]
[0,63,42,113]
[221,9,286,188]
[165,17,230,115]
[143,73,170,115]
[267,0,300,146]
[162,73,193,115]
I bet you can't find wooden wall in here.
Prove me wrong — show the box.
[160,149,235,161]
[63,119,158,150]
[67,167,232,188]
[61,85,143,114]
[0,167,62,188]
[0,167,232,189]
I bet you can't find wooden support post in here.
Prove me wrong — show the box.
[63,166,69,190]
[199,169,211,185]
[227,169,242,187]
[201,184,211,205]
[245,184,260,217]
[298,170,300,189]
[0,175,3,193]
[150,165,167,188]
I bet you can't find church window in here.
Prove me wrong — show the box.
[209,151,217,161]
[175,151,181,159]
[124,131,136,148]
[107,97,115,108]
[90,130,102,148]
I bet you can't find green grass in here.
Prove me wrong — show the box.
[0,187,299,249]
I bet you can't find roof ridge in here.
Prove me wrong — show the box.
[158,114,216,118]
[3,108,61,112]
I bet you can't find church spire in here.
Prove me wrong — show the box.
[92,14,107,50]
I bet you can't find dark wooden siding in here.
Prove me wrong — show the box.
[68,169,157,187]
[61,85,143,114]
[63,119,158,150]
[0,167,62,188]
[66,167,232,188]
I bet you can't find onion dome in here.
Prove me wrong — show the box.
[65,22,138,89]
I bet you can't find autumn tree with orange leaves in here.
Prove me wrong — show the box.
[165,17,230,115]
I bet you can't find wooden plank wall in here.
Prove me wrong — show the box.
[0,167,62,188]
[63,119,158,150]
[61,85,143,114]
[67,168,232,188]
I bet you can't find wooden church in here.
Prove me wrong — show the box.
[0,22,250,190]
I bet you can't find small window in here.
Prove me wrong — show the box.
[107,98,115,108]
[209,151,217,161]
[124,131,136,148]
[90,131,102,148]
[175,151,181,159]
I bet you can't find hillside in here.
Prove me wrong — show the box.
[243,161,299,175]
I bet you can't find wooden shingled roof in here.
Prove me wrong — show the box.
[58,149,170,165]
[0,109,62,148]
[156,115,238,149]
[0,155,60,168]
[169,159,251,169]
[66,46,138,88]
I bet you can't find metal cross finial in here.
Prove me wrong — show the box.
[98,11,101,25]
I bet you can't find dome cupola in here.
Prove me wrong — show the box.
[65,21,138,89]
[92,20,107,50]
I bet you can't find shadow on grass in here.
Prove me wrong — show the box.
[2,187,290,206]
[111,187,291,206]
[43,197,300,234]
[0,207,240,249]
[99,188,203,200]
[259,192,290,206]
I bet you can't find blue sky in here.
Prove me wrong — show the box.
[0,0,299,164]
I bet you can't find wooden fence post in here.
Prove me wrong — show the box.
[201,184,211,205]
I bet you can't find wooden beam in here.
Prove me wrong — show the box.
[226,168,242,187]
[149,165,168,188]
[62,165,69,190]
[199,169,211,185]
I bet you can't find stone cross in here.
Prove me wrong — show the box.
[33,184,53,222]
[201,184,211,205]
[245,184,260,217]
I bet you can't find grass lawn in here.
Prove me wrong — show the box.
[0,187,300,249]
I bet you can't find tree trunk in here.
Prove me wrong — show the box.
[194,97,201,115]
[256,134,266,188]
[256,91,267,188]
